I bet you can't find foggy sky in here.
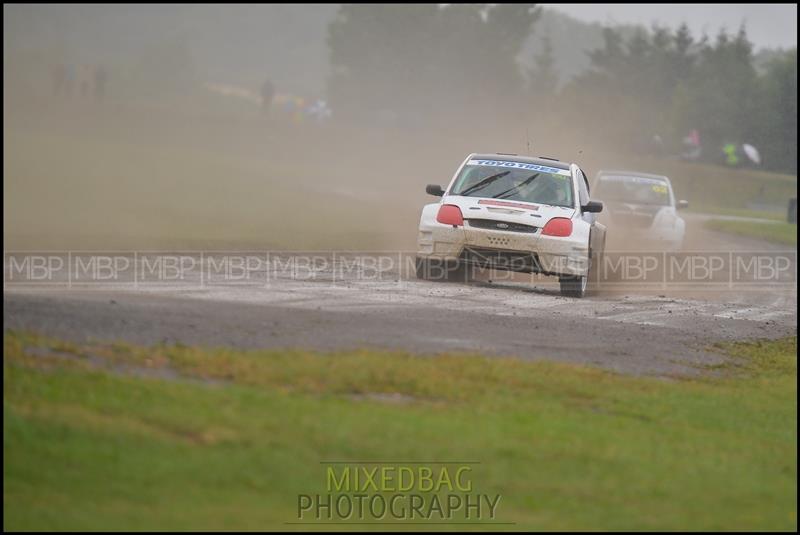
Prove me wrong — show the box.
[542,3,797,49]
[4,3,796,99]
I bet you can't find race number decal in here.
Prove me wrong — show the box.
[652,184,668,194]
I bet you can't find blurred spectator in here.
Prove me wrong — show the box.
[651,133,665,156]
[64,64,75,97]
[79,64,92,98]
[260,78,274,115]
[722,143,739,166]
[306,99,332,124]
[94,65,107,102]
[681,129,702,161]
[52,63,66,97]
[278,94,306,124]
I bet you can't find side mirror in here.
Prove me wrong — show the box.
[677,200,689,210]
[582,200,603,213]
[426,184,445,197]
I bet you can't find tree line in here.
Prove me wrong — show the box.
[327,4,797,174]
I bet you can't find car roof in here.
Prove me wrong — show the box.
[596,170,670,182]
[470,153,572,171]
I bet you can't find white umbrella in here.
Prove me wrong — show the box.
[742,143,761,165]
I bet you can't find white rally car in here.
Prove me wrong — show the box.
[592,170,687,251]
[416,153,606,298]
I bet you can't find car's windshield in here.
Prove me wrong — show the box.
[593,175,671,206]
[451,159,574,208]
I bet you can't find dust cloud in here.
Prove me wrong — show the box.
[4,5,794,255]
[3,71,633,252]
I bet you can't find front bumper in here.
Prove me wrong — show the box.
[417,224,589,277]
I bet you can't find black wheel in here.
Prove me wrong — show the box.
[415,257,430,280]
[587,239,603,291]
[415,257,471,283]
[443,261,471,283]
[559,275,588,298]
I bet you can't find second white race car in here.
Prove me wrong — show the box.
[592,170,687,251]
[416,153,606,298]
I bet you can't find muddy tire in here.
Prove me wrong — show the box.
[587,243,603,292]
[559,275,588,298]
[415,257,430,280]
[443,261,471,283]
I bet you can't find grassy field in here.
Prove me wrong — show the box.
[4,99,797,253]
[704,219,798,246]
[4,331,797,531]
[3,104,411,251]
[687,205,788,222]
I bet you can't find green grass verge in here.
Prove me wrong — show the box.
[687,205,788,222]
[704,218,798,246]
[4,332,797,531]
